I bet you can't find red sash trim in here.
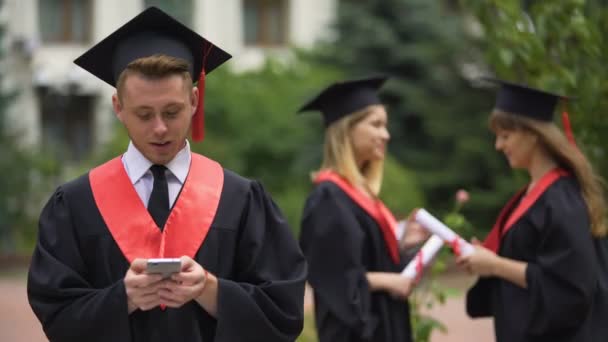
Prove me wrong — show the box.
[89,154,224,263]
[314,170,400,264]
[483,168,569,253]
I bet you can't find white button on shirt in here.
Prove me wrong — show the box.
[121,141,191,209]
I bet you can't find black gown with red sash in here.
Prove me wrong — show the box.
[299,170,412,342]
[466,168,608,342]
[27,153,307,342]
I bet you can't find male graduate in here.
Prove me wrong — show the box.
[27,7,306,342]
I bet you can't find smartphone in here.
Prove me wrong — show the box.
[146,258,182,278]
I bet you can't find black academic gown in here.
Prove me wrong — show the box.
[467,177,608,342]
[299,181,412,342]
[27,168,307,342]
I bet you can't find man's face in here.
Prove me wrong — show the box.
[113,73,197,165]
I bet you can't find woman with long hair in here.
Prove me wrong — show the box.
[458,79,608,342]
[298,76,427,342]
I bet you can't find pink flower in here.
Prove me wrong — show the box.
[455,189,470,204]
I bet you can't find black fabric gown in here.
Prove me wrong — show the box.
[300,181,412,342]
[27,168,307,342]
[467,177,608,342]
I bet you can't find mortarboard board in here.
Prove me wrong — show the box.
[483,78,568,122]
[483,77,577,145]
[298,76,388,126]
[74,6,232,141]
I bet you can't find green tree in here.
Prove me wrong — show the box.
[461,0,608,182]
[317,0,516,235]
[0,23,60,253]
[0,21,14,251]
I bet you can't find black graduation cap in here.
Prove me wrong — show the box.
[483,78,568,122]
[298,76,388,126]
[74,6,232,142]
[74,6,231,87]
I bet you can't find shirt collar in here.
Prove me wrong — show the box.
[165,140,190,183]
[122,140,191,184]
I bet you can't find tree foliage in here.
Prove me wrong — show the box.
[461,0,608,182]
[0,24,60,253]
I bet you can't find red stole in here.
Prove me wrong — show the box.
[484,168,569,253]
[314,170,400,264]
[89,153,224,263]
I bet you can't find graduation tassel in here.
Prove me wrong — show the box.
[561,110,577,146]
[192,44,214,142]
[192,70,205,142]
[560,100,585,159]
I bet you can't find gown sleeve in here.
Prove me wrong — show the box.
[466,277,495,318]
[299,184,378,341]
[524,191,597,336]
[214,180,307,342]
[27,187,131,342]
[590,237,608,338]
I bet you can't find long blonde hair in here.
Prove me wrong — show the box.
[490,109,607,237]
[313,105,385,196]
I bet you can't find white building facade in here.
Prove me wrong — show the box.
[2,0,336,161]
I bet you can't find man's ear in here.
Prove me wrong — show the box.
[112,93,124,123]
[190,86,199,117]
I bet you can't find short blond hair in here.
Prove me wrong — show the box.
[313,105,385,196]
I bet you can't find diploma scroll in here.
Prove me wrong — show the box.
[414,208,475,257]
[401,234,444,279]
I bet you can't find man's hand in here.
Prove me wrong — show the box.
[158,256,209,309]
[124,258,164,314]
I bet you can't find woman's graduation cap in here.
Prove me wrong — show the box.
[484,78,577,145]
[74,6,232,142]
[298,76,388,126]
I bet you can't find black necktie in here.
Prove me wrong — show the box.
[148,165,170,230]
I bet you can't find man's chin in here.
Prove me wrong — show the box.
[144,152,175,165]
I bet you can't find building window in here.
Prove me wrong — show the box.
[39,0,92,43]
[39,90,94,162]
[145,0,193,27]
[243,0,288,46]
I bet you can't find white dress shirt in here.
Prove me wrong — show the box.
[121,140,191,209]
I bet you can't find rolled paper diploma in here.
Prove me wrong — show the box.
[401,234,444,279]
[414,208,475,257]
